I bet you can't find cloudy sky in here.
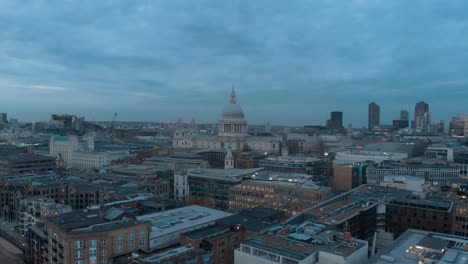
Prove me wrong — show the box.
[1,0,467,126]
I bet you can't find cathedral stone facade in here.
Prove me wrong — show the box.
[173,88,280,153]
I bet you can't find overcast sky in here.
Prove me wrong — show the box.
[1,0,467,126]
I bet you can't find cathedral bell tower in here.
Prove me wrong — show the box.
[224,150,234,170]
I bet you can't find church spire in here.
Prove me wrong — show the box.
[230,86,236,104]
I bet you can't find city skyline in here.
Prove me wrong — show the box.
[1,1,468,125]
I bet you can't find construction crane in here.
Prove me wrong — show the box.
[110,112,117,144]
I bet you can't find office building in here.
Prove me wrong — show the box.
[392,119,409,130]
[0,112,7,124]
[414,101,430,132]
[0,153,56,175]
[49,135,133,172]
[186,167,263,209]
[449,113,468,137]
[425,145,454,162]
[332,163,369,191]
[400,110,409,121]
[366,161,468,185]
[369,102,380,130]
[289,184,458,253]
[229,173,332,216]
[333,150,407,166]
[285,133,322,154]
[370,229,468,264]
[326,111,343,130]
[235,225,368,264]
[258,156,324,175]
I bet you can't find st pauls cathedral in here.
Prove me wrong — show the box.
[173,88,280,153]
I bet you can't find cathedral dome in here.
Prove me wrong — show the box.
[222,88,245,119]
[222,103,244,119]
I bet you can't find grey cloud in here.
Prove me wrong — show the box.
[0,0,467,125]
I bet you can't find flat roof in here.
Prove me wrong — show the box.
[136,205,232,240]
[48,208,145,234]
[187,167,263,181]
[184,224,230,240]
[143,245,195,262]
[261,155,322,163]
[370,229,468,264]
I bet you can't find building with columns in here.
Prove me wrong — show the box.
[173,88,280,154]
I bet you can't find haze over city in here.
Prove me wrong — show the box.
[1,1,468,125]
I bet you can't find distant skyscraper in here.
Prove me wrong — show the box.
[449,114,468,137]
[265,121,272,134]
[414,101,430,132]
[327,111,343,130]
[0,113,7,124]
[400,110,409,121]
[368,102,380,130]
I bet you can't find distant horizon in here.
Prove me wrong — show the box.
[4,98,460,129]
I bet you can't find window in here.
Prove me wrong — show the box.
[100,240,106,247]
[89,248,97,258]
[75,240,83,249]
[89,240,97,248]
[116,235,123,253]
[129,232,135,249]
[75,250,83,259]
[139,230,146,247]
[100,248,107,256]
[75,261,84,264]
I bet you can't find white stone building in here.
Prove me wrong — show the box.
[173,88,280,153]
[49,135,133,172]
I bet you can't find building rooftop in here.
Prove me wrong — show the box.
[184,224,230,240]
[48,208,144,234]
[106,164,170,175]
[187,167,263,181]
[336,150,408,157]
[146,156,208,165]
[242,225,367,261]
[288,185,417,225]
[0,153,55,162]
[370,229,468,264]
[261,155,322,163]
[218,207,284,231]
[139,245,198,263]
[136,205,232,240]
